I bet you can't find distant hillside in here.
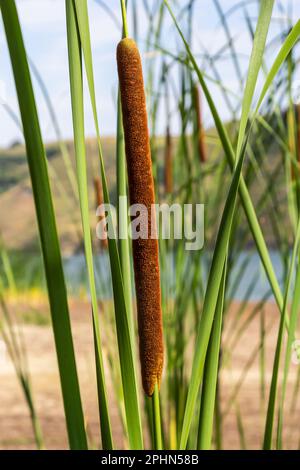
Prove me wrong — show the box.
[0,138,117,254]
[0,130,292,255]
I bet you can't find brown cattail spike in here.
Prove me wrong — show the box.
[164,125,173,194]
[117,38,163,396]
[94,176,108,250]
[194,85,207,163]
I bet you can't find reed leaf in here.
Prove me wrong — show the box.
[72,0,143,449]
[263,219,300,449]
[236,0,274,157]
[197,261,227,449]
[65,0,113,449]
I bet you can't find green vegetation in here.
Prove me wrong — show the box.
[0,0,300,451]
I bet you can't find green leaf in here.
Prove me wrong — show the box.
[197,261,227,449]
[263,219,300,449]
[236,0,274,157]
[65,0,113,449]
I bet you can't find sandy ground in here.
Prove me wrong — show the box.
[0,299,299,450]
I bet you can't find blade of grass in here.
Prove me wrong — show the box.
[65,0,113,449]
[277,253,300,447]
[116,92,135,351]
[263,218,300,449]
[179,135,248,448]
[236,0,274,157]
[255,20,300,114]
[0,0,87,450]
[197,261,226,449]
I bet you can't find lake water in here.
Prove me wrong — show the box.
[61,250,286,302]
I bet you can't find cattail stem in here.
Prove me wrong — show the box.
[194,85,207,163]
[120,0,129,38]
[152,383,163,449]
[164,125,173,194]
[117,37,164,397]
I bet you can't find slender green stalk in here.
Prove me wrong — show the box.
[120,0,129,38]
[116,93,135,354]
[179,135,248,449]
[152,384,163,450]
[236,0,274,157]
[263,219,300,449]
[277,252,300,447]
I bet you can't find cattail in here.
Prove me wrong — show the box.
[194,85,207,163]
[94,176,108,250]
[117,38,163,396]
[164,125,173,194]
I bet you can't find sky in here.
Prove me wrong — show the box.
[0,0,300,147]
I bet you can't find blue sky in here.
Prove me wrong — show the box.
[0,0,299,147]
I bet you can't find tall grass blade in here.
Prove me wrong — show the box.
[65,0,113,449]
[72,0,143,449]
[263,219,300,449]
[276,255,300,447]
[236,0,274,157]
[197,262,227,449]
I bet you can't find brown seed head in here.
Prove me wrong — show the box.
[117,38,163,396]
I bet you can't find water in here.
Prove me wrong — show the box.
[9,250,286,302]
[63,250,286,302]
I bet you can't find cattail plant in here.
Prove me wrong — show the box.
[164,125,173,194]
[117,37,164,397]
[94,176,108,249]
[194,84,207,163]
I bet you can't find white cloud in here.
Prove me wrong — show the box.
[16,0,65,31]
